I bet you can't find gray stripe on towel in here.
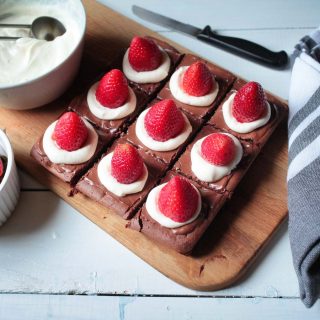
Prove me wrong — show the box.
[289,115,320,164]
[289,86,320,136]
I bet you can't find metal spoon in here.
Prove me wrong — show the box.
[0,16,66,41]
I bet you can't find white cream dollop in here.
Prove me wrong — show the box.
[191,133,243,182]
[97,152,148,197]
[146,182,202,228]
[42,119,98,164]
[122,48,170,84]
[169,66,219,107]
[135,109,192,152]
[0,3,81,85]
[87,82,137,120]
[222,92,271,133]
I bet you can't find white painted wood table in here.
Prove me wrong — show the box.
[1,1,320,319]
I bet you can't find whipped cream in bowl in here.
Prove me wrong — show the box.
[0,0,86,110]
[169,66,219,107]
[122,48,170,84]
[222,92,271,133]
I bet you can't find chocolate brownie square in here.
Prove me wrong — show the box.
[30,119,106,186]
[69,82,149,139]
[124,98,199,166]
[207,78,287,147]
[157,54,236,123]
[75,137,167,219]
[173,125,259,194]
[129,171,227,254]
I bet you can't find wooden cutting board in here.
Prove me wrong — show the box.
[0,0,288,290]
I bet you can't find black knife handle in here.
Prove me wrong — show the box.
[197,26,288,68]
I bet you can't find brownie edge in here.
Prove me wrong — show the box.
[129,171,227,254]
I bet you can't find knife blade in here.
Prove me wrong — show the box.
[132,5,288,68]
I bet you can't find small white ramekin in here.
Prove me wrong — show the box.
[0,129,20,226]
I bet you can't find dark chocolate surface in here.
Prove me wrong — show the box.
[124,99,199,166]
[124,36,183,97]
[76,137,167,220]
[174,125,259,193]
[207,78,287,146]
[157,54,236,122]
[30,133,106,186]
[69,85,148,137]
[129,171,226,254]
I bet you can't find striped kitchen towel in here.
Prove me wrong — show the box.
[288,27,320,308]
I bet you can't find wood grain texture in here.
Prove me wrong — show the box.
[0,0,288,291]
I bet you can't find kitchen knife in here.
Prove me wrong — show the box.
[132,5,288,68]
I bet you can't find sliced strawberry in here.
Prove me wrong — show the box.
[232,81,267,123]
[128,36,162,72]
[144,99,185,142]
[95,69,129,108]
[201,133,236,166]
[52,112,88,152]
[111,143,144,184]
[158,176,199,223]
[0,158,4,180]
[182,61,214,97]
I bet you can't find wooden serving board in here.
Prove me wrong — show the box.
[0,1,288,290]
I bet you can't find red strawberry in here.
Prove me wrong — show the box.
[182,61,214,97]
[144,99,185,142]
[232,81,267,123]
[0,158,4,180]
[201,133,236,166]
[128,36,162,72]
[95,69,129,108]
[111,144,144,184]
[53,112,88,152]
[158,176,199,223]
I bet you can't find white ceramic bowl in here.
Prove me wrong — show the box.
[0,0,86,110]
[0,130,20,226]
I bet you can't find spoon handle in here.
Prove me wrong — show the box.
[0,36,21,40]
[0,23,31,28]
